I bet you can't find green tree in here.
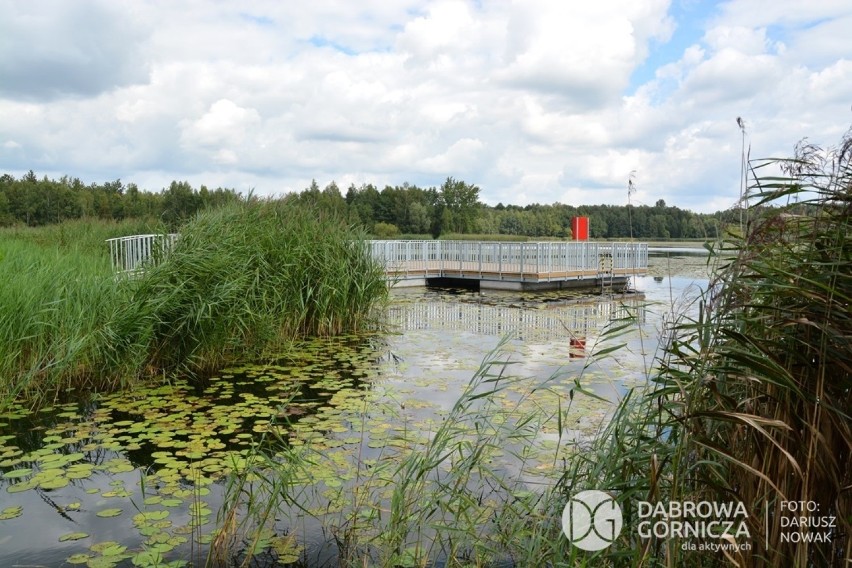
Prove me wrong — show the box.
[436,177,480,234]
[162,181,202,228]
[407,201,432,234]
[0,189,11,226]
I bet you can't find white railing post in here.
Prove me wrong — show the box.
[520,242,524,277]
[536,242,541,275]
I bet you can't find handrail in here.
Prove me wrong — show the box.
[106,236,648,280]
[368,240,648,281]
[106,234,178,274]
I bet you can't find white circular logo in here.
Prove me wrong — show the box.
[562,490,623,551]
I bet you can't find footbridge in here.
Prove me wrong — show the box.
[107,236,647,290]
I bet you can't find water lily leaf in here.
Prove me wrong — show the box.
[189,503,212,517]
[2,468,33,479]
[65,468,93,480]
[86,556,123,568]
[0,505,23,520]
[59,532,90,542]
[148,542,175,554]
[90,541,122,553]
[131,550,165,567]
[66,553,91,564]
[96,508,123,518]
[270,534,302,562]
[39,475,70,490]
[105,461,135,474]
[137,526,160,537]
[143,510,170,521]
[101,544,128,557]
[145,531,170,544]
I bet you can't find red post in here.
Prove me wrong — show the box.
[571,217,589,240]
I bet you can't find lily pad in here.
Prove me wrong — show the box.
[96,508,124,518]
[0,505,23,520]
[59,532,90,542]
[2,468,33,479]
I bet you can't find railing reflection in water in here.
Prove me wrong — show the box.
[386,296,645,358]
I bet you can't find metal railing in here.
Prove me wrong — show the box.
[106,236,648,281]
[107,234,178,274]
[369,240,648,281]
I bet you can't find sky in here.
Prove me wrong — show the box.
[1,1,851,213]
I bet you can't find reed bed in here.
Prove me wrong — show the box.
[557,129,852,566]
[0,219,156,405]
[138,198,388,377]
[0,201,388,410]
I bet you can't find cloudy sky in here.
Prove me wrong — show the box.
[1,0,851,212]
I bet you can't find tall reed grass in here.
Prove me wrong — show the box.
[214,338,571,567]
[557,128,851,566]
[138,198,388,377]
[0,201,388,410]
[0,218,163,406]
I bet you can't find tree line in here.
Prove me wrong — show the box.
[1,171,730,239]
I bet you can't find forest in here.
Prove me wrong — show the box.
[0,170,732,239]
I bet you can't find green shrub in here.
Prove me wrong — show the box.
[373,221,401,238]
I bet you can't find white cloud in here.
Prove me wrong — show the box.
[0,0,149,100]
[0,0,851,212]
[182,99,261,148]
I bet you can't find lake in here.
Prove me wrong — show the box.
[0,250,712,567]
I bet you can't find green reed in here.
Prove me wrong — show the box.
[136,198,388,377]
[0,219,156,405]
[0,201,388,410]
[556,129,852,567]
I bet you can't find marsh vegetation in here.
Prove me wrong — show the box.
[0,128,849,567]
[0,198,387,409]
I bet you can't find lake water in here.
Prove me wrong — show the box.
[0,251,711,567]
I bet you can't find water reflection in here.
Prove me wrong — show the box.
[387,288,646,353]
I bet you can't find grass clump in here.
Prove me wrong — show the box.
[138,198,388,376]
[0,218,163,405]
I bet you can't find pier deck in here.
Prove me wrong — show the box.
[369,240,647,291]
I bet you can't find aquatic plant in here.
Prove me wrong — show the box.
[211,329,621,567]
[559,127,852,566]
[0,218,163,406]
[136,197,388,377]
[0,201,388,409]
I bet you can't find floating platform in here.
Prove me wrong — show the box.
[369,240,648,291]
